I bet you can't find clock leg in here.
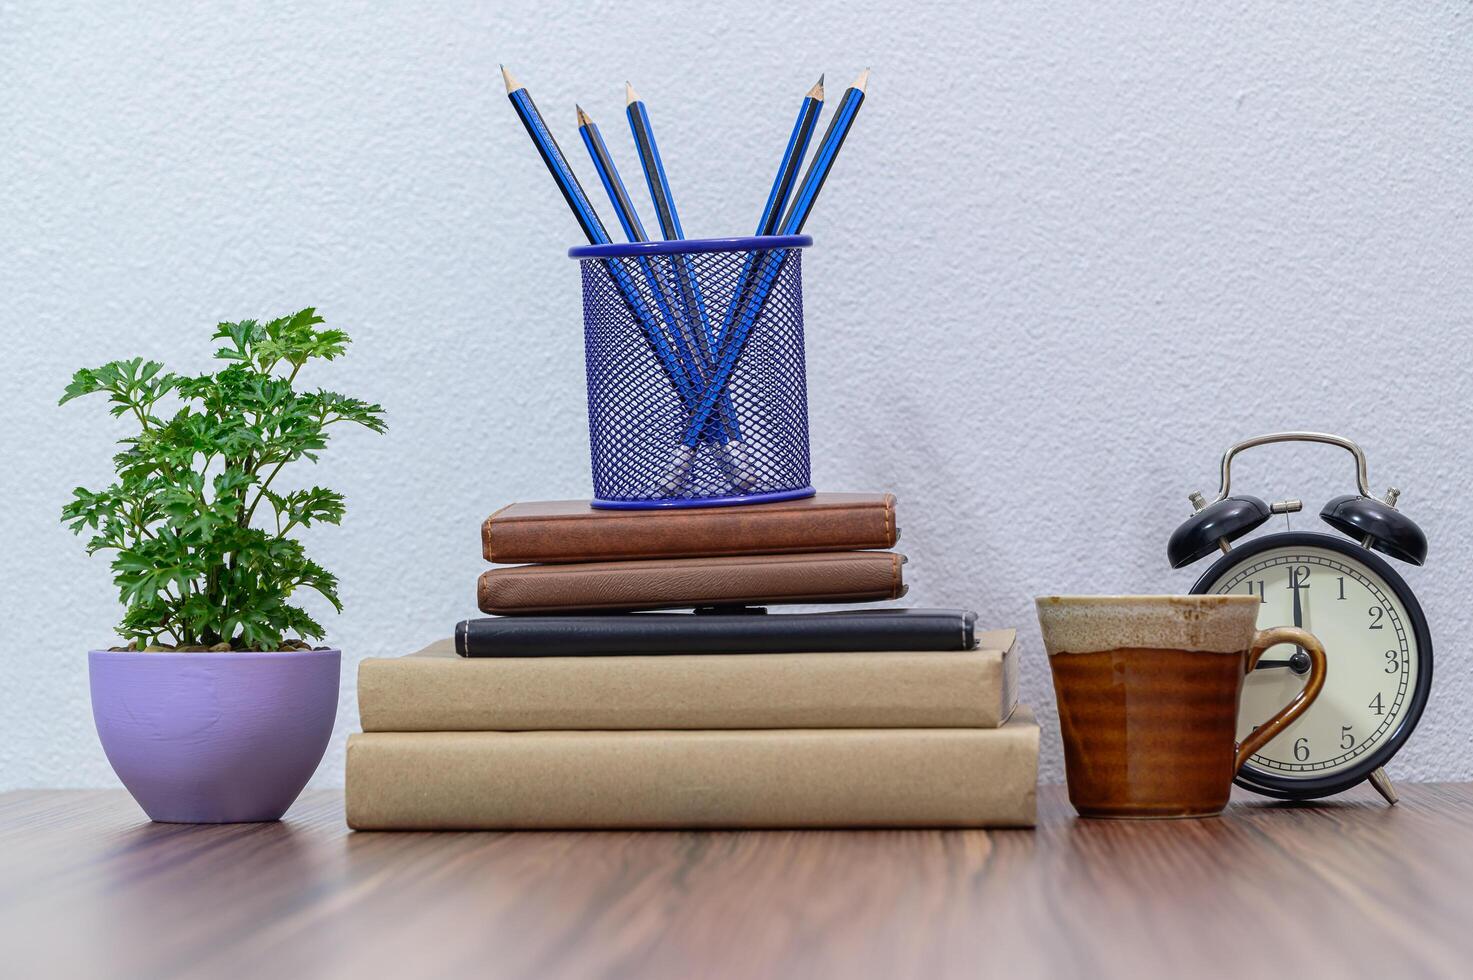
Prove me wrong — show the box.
[1368,767,1399,806]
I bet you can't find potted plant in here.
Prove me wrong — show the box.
[61,309,385,823]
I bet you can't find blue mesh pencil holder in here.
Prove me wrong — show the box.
[569,234,815,509]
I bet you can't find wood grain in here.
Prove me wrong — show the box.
[4,784,1472,979]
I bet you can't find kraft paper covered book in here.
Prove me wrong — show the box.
[482,492,899,564]
[345,707,1039,830]
[358,630,1019,732]
[477,551,906,614]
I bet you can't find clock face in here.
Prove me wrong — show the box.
[1202,538,1424,783]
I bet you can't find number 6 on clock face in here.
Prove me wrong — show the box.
[1192,532,1432,800]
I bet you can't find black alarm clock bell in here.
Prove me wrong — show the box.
[1169,432,1431,805]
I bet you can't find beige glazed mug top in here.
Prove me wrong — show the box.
[1035,594,1263,656]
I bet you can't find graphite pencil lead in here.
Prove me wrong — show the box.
[576,104,593,127]
[808,75,825,100]
[501,65,522,94]
[853,68,870,93]
[625,81,640,106]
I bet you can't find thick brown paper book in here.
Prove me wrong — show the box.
[482,492,899,564]
[358,630,1019,732]
[345,707,1039,830]
[477,551,906,614]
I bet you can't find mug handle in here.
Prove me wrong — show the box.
[1235,627,1328,772]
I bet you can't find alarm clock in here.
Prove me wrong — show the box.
[1167,432,1431,805]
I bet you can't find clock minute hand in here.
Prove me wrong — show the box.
[1254,650,1313,674]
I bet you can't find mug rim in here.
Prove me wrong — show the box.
[1036,594,1263,657]
[1035,594,1258,606]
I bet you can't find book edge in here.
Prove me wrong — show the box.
[483,493,899,562]
[346,712,1039,830]
[356,644,1014,732]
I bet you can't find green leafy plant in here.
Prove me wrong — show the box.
[60,309,386,651]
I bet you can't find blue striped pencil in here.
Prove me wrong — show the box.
[716,75,825,346]
[500,66,698,413]
[575,104,649,242]
[757,75,825,237]
[502,66,610,244]
[624,84,721,376]
[624,82,686,239]
[777,68,869,235]
[682,69,870,445]
[624,82,749,486]
[575,104,697,377]
[576,104,737,446]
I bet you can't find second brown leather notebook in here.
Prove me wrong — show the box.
[482,492,898,564]
[478,552,907,614]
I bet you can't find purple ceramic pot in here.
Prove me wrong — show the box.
[88,648,340,823]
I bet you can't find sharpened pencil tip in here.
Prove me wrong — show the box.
[501,65,522,94]
[853,68,870,93]
[625,81,640,106]
[576,104,593,127]
[807,75,825,100]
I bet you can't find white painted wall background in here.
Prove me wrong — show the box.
[3,1,1471,793]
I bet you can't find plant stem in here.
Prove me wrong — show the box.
[242,457,286,527]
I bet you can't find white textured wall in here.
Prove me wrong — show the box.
[3,1,1471,792]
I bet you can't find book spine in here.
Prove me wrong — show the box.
[357,649,1011,732]
[476,552,905,615]
[345,712,1039,830]
[483,496,897,564]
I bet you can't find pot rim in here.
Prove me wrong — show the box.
[88,647,341,660]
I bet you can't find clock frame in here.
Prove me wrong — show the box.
[1168,432,1432,805]
[1190,530,1432,800]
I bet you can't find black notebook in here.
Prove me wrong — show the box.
[453,608,978,657]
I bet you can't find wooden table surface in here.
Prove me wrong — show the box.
[4,783,1471,979]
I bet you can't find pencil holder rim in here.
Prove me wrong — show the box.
[568,234,812,259]
[591,486,817,510]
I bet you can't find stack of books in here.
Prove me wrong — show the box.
[345,493,1040,829]
[472,493,909,621]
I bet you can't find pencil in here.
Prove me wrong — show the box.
[757,74,825,237]
[682,69,870,445]
[624,83,732,444]
[717,75,826,346]
[625,83,715,352]
[624,82,685,240]
[576,104,648,243]
[502,66,610,245]
[578,104,733,443]
[779,68,869,236]
[501,67,697,412]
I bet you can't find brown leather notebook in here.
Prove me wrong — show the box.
[482,492,898,564]
[477,551,907,614]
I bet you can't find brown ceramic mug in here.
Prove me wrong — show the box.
[1036,595,1327,819]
